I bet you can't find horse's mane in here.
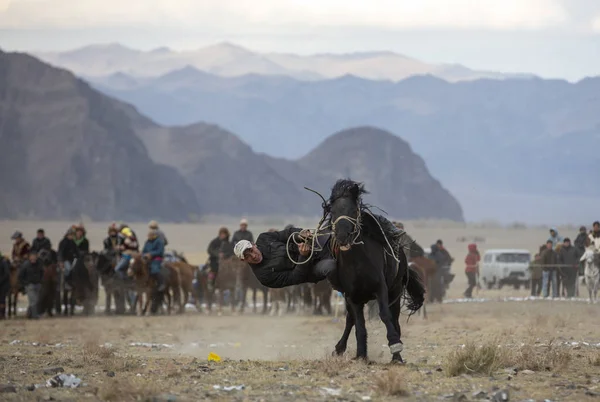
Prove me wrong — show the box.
[327,179,402,256]
[328,179,368,205]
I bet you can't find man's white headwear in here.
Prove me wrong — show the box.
[234,240,253,259]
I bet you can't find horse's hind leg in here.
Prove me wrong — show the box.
[334,300,355,356]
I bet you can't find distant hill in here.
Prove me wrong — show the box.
[83,68,600,222]
[0,50,462,221]
[35,42,530,82]
[0,50,200,221]
[297,127,464,221]
[133,123,464,220]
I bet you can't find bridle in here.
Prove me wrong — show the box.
[330,209,364,250]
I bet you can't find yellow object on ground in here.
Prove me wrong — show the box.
[208,352,221,362]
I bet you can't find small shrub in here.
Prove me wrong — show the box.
[511,341,571,372]
[375,368,409,397]
[444,341,507,377]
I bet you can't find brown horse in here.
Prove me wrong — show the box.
[409,255,437,319]
[239,263,268,314]
[205,256,245,315]
[165,261,195,314]
[129,254,180,315]
[128,253,155,315]
[37,250,58,317]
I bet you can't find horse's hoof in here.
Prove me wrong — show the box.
[391,353,405,364]
[352,356,368,363]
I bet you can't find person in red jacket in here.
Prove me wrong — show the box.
[464,243,480,298]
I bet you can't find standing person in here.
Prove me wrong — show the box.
[540,240,558,298]
[57,228,78,315]
[148,221,168,247]
[558,238,579,298]
[575,226,588,291]
[31,229,52,254]
[590,221,600,252]
[464,244,480,298]
[18,250,43,319]
[231,219,254,245]
[575,226,588,256]
[0,251,11,319]
[529,246,545,297]
[73,225,89,255]
[431,240,454,288]
[142,229,166,313]
[548,228,563,249]
[11,231,31,265]
[207,227,230,291]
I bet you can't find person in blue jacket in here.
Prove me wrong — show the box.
[142,229,166,293]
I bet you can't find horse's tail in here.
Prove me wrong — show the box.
[404,265,425,314]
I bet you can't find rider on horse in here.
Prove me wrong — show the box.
[234,214,406,289]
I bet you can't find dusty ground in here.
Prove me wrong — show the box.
[1,221,599,401]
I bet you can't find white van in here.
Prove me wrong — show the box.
[481,249,531,290]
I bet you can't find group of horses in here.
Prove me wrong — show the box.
[4,247,336,319]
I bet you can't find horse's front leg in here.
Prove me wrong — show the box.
[349,301,368,360]
[376,283,403,363]
[334,299,355,356]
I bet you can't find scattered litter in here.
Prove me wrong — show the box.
[361,396,372,401]
[521,370,535,375]
[213,385,245,392]
[472,390,487,399]
[320,387,342,396]
[492,389,509,402]
[106,371,115,378]
[223,385,245,392]
[129,342,174,349]
[9,340,21,345]
[208,352,221,362]
[46,374,82,389]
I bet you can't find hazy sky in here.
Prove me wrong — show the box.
[1,0,599,80]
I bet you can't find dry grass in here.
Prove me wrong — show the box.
[587,351,600,367]
[444,338,574,377]
[375,368,409,397]
[511,340,571,372]
[444,340,506,377]
[313,355,354,377]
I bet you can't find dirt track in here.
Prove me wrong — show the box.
[2,221,599,401]
[1,298,600,401]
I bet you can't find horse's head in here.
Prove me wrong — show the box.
[127,253,147,279]
[327,179,367,251]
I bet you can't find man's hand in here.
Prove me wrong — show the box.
[143,253,152,260]
[299,242,311,257]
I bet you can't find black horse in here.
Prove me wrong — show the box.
[324,179,425,363]
[96,250,137,315]
[64,252,99,316]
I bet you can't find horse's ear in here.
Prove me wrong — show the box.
[350,183,361,199]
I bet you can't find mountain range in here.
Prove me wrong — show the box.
[0,50,463,222]
[34,42,533,83]
[80,64,600,223]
